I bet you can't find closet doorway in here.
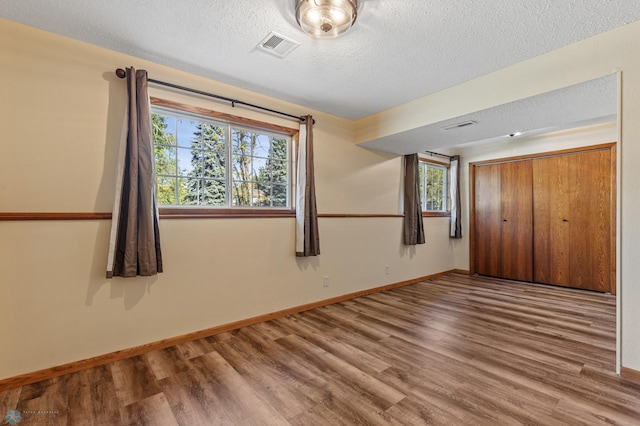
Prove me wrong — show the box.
[469,143,616,294]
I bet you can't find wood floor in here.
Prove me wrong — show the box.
[2,273,639,425]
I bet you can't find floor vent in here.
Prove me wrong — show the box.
[440,120,477,131]
[255,32,299,58]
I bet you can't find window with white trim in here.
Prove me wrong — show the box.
[152,107,291,208]
[419,161,448,212]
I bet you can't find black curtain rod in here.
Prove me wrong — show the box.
[115,68,311,124]
[424,150,455,160]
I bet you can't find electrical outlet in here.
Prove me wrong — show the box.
[385,265,390,275]
[323,276,330,287]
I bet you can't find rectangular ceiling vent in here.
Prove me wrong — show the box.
[255,32,300,59]
[440,120,477,131]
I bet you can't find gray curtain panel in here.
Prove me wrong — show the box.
[403,154,425,245]
[450,155,462,238]
[106,67,163,278]
[295,115,320,256]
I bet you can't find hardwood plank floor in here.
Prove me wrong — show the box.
[1,273,639,425]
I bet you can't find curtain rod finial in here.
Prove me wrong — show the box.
[115,68,126,79]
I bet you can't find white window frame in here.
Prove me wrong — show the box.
[419,160,449,213]
[150,103,294,212]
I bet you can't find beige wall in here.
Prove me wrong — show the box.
[356,20,640,371]
[0,19,455,380]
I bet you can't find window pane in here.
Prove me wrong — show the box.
[176,118,198,148]
[419,163,426,210]
[177,147,195,176]
[232,181,252,206]
[255,180,272,206]
[270,160,287,183]
[271,184,288,207]
[251,157,267,180]
[232,129,253,156]
[202,179,226,206]
[271,137,288,161]
[231,130,288,208]
[195,123,225,149]
[152,114,176,147]
[430,167,443,210]
[202,149,226,179]
[157,176,177,205]
[420,162,448,212]
[155,145,176,176]
[434,167,444,210]
[253,134,271,158]
[232,155,251,181]
[426,166,435,210]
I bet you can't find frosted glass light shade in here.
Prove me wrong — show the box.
[295,0,358,38]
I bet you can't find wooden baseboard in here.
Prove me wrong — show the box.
[621,367,640,383]
[0,270,454,391]
[452,269,470,275]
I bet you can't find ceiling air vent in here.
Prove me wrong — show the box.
[440,120,477,131]
[255,32,300,59]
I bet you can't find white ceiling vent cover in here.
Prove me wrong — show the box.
[255,32,300,58]
[440,121,477,131]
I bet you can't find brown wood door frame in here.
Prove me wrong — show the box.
[469,142,617,293]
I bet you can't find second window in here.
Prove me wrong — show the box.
[419,161,448,212]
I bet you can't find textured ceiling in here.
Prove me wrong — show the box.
[1,0,639,121]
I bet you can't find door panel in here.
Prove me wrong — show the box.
[533,155,570,286]
[475,164,502,277]
[569,150,611,292]
[500,161,533,281]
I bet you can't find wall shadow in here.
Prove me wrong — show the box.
[296,256,321,271]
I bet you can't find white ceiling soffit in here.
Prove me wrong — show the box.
[358,74,618,155]
[0,1,639,120]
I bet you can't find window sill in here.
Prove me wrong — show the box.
[422,211,451,217]
[159,207,295,219]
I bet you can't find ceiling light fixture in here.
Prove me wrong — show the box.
[295,0,358,38]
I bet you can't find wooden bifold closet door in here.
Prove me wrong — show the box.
[474,161,533,282]
[473,146,614,293]
[500,161,533,282]
[475,164,502,278]
[533,150,612,292]
[531,155,570,286]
